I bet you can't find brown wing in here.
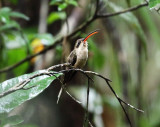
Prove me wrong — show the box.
[67,50,77,66]
[63,50,77,84]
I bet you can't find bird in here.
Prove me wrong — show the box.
[57,29,99,103]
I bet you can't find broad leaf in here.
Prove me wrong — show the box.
[0,70,62,113]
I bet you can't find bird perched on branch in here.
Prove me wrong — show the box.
[57,29,99,103]
[67,30,99,68]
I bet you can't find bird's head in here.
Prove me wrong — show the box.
[75,29,99,49]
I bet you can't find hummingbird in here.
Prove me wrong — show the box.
[57,30,99,103]
[67,29,99,68]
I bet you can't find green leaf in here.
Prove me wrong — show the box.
[0,7,11,24]
[58,3,68,11]
[0,7,11,14]
[10,12,29,20]
[0,70,62,113]
[49,0,63,5]
[68,0,78,6]
[35,33,55,46]
[47,12,66,24]
[149,0,160,9]
[0,15,10,24]
[0,115,24,127]
[0,21,20,32]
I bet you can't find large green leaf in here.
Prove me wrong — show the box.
[0,70,62,113]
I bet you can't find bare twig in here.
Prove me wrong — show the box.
[83,78,91,127]
[53,73,82,104]
[59,68,144,127]
[97,2,148,18]
[47,63,71,71]
[88,120,94,127]
[0,2,148,74]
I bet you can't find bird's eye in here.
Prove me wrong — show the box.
[76,41,81,48]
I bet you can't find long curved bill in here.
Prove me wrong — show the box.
[83,29,100,42]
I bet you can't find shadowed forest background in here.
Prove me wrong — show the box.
[0,0,160,127]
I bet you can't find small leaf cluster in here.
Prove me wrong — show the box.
[47,0,78,24]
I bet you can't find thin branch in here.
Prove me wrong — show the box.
[97,2,148,18]
[18,29,30,55]
[59,68,144,127]
[88,120,94,127]
[53,73,82,104]
[47,63,71,71]
[83,78,91,127]
[84,70,144,113]
[0,2,148,73]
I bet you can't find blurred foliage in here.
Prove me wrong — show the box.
[50,0,78,10]
[0,7,30,77]
[47,12,66,24]
[31,33,55,46]
[0,114,23,127]
[48,0,78,24]
[9,0,18,5]
[149,0,160,9]
[107,1,147,55]
[0,7,29,31]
